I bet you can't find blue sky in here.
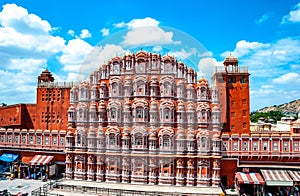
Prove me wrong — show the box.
[0,0,300,111]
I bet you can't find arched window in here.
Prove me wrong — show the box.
[136,108,143,119]
[152,60,157,69]
[126,60,131,70]
[163,135,170,148]
[112,82,118,96]
[136,59,146,73]
[111,108,117,119]
[109,133,115,146]
[201,137,207,149]
[164,63,173,73]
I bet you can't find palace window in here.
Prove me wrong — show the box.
[283,141,289,151]
[222,142,228,151]
[240,76,247,84]
[44,137,49,145]
[273,141,278,151]
[109,133,116,147]
[52,137,57,145]
[0,135,4,143]
[201,137,207,149]
[152,60,157,69]
[164,63,173,73]
[263,141,268,151]
[293,142,299,151]
[136,108,144,119]
[29,136,34,144]
[242,141,248,151]
[253,141,258,151]
[164,108,170,119]
[126,61,131,70]
[110,108,117,119]
[243,110,247,116]
[13,136,19,144]
[60,137,64,146]
[232,141,238,151]
[228,76,236,83]
[22,136,26,144]
[111,83,119,96]
[218,76,224,83]
[7,135,12,143]
[136,134,142,146]
[37,136,41,145]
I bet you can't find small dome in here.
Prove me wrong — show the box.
[162,54,174,62]
[178,62,185,68]
[198,78,208,86]
[224,53,238,65]
[188,68,194,73]
[136,50,148,58]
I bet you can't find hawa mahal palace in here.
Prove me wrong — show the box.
[1,50,300,191]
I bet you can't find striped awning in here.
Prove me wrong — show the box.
[235,172,265,185]
[30,155,54,165]
[288,170,300,182]
[261,170,293,186]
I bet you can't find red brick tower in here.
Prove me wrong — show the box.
[34,70,71,130]
[213,54,250,134]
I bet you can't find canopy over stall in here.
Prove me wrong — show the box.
[0,153,18,162]
[261,170,293,186]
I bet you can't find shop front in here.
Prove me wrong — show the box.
[235,172,265,196]
[288,170,300,195]
[29,155,55,180]
[261,169,293,196]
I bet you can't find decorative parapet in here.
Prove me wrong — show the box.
[0,128,66,151]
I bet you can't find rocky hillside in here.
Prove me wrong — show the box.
[255,99,300,116]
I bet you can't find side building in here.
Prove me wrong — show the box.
[0,70,74,177]
[65,51,222,187]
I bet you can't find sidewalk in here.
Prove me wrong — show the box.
[0,178,47,196]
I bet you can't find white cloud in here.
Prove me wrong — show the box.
[169,48,197,60]
[79,44,125,73]
[0,3,66,105]
[0,4,52,34]
[273,72,300,84]
[68,29,75,37]
[114,21,125,28]
[152,46,162,52]
[282,3,300,23]
[116,17,179,46]
[222,40,270,57]
[255,13,271,24]
[114,17,159,29]
[198,57,223,78]
[261,84,274,89]
[100,28,109,36]
[80,29,91,39]
[199,51,213,58]
[60,39,125,81]
[59,38,93,72]
[122,26,179,46]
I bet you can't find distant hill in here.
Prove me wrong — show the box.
[253,99,300,118]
